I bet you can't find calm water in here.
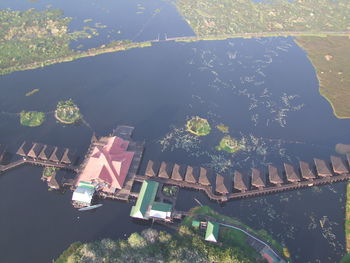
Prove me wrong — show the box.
[0,1,350,262]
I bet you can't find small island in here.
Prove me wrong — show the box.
[55,99,82,124]
[216,135,244,153]
[42,167,56,179]
[20,111,45,127]
[186,116,211,136]
[216,124,229,133]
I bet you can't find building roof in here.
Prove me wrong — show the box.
[314,158,332,177]
[0,144,5,162]
[38,145,54,161]
[331,155,349,174]
[268,165,284,185]
[233,171,248,191]
[27,143,43,159]
[145,160,157,177]
[215,174,229,195]
[75,136,135,192]
[299,161,316,180]
[158,162,170,179]
[192,220,200,228]
[205,221,219,242]
[151,201,172,213]
[16,141,31,157]
[251,168,265,188]
[49,147,63,163]
[130,180,159,219]
[171,164,183,181]
[72,182,95,205]
[48,172,60,189]
[199,167,210,186]
[284,163,300,182]
[185,166,197,183]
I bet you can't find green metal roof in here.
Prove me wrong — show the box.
[205,221,219,242]
[151,201,172,212]
[130,180,159,219]
[78,181,95,189]
[192,220,200,228]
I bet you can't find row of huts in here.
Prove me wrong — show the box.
[16,141,75,165]
[145,155,350,195]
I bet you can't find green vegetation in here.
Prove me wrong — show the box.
[176,0,350,37]
[162,185,178,197]
[216,135,244,153]
[216,124,229,133]
[0,8,153,76]
[182,206,285,255]
[55,99,82,124]
[20,111,45,127]
[55,227,256,263]
[42,167,56,178]
[294,36,350,118]
[346,182,350,253]
[341,254,350,263]
[186,116,211,136]
[25,88,39,96]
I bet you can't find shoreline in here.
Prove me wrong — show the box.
[54,111,79,124]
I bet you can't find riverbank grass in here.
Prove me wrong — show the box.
[20,111,45,127]
[55,99,82,124]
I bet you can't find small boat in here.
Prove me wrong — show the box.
[78,204,103,211]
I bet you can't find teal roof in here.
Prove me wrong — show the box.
[78,181,95,189]
[205,221,219,242]
[151,202,172,212]
[130,180,159,218]
[192,220,200,228]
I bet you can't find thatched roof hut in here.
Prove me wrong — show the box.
[49,147,63,163]
[16,141,32,157]
[299,161,316,180]
[38,145,54,161]
[314,158,332,177]
[48,172,60,190]
[184,166,197,183]
[158,162,170,179]
[251,168,265,188]
[61,148,73,164]
[284,163,300,182]
[268,165,283,185]
[331,156,349,174]
[145,160,157,177]
[27,143,43,159]
[171,164,184,181]
[198,167,210,186]
[215,174,229,195]
[233,171,248,192]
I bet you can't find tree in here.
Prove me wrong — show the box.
[127,233,146,248]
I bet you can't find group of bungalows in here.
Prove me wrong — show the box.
[16,141,75,165]
[130,180,173,221]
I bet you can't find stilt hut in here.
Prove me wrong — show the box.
[145,160,157,177]
[331,156,349,174]
[158,162,170,179]
[16,141,32,157]
[185,166,197,184]
[38,145,54,161]
[198,167,210,186]
[314,158,332,177]
[233,171,248,192]
[27,143,43,159]
[215,174,228,195]
[48,172,60,190]
[268,165,283,185]
[299,161,316,180]
[284,163,300,182]
[49,147,63,163]
[60,148,74,164]
[251,168,265,189]
[171,164,183,181]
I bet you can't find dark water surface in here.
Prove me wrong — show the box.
[1,1,350,263]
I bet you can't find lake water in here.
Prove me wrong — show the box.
[0,0,349,262]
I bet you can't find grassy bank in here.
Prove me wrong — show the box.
[295,36,350,118]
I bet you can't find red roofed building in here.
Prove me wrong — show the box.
[75,136,135,193]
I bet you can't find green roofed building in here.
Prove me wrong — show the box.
[192,219,200,228]
[130,180,159,219]
[205,221,219,243]
[149,201,172,220]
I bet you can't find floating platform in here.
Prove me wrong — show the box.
[331,156,349,174]
[284,163,300,182]
[314,158,332,177]
[233,171,248,192]
[299,161,316,180]
[268,165,283,185]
